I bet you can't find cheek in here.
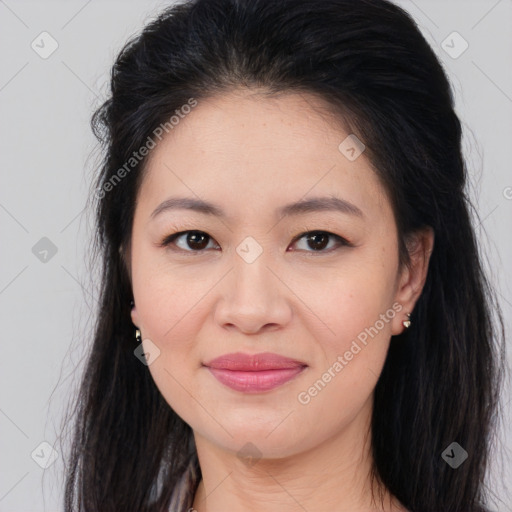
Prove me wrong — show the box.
[293,274,398,432]
[299,253,398,349]
[131,240,210,340]
[294,255,399,417]
[135,274,206,421]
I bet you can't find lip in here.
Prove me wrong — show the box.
[204,352,306,371]
[203,352,307,393]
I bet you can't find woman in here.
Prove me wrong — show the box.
[62,0,506,510]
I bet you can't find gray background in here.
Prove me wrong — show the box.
[0,0,511,510]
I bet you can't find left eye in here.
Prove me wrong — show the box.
[159,230,350,253]
[290,231,349,253]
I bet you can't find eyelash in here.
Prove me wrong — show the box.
[158,229,352,255]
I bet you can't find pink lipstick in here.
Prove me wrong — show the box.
[203,352,307,393]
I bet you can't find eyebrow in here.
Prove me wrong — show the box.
[150,195,364,220]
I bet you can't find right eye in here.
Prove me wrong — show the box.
[159,230,220,253]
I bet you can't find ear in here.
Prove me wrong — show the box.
[391,227,434,335]
[130,302,140,329]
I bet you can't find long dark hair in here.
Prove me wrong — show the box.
[61,0,506,510]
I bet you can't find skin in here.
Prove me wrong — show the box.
[129,88,434,512]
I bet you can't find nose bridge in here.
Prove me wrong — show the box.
[213,234,291,331]
[231,235,278,305]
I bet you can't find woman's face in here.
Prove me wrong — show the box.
[129,89,426,459]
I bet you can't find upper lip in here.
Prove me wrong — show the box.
[203,352,307,371]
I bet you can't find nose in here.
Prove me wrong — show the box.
[213,251,292,335]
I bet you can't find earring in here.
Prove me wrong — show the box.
[402,313,411,329]
[135,328,142,343]
[130,300,134,308]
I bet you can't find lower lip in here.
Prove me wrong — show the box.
[206,366,306,393]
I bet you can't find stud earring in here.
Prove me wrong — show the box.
[135,328,142,343]
[402,313,411,329]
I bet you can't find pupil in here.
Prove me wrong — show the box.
[308,232,328,250]
[188,231,208,250]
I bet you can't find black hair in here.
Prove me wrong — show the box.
[62,0,506,510]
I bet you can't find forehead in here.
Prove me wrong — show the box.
[155,89,352,155]
[137,89,390,224]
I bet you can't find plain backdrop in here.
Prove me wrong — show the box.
[0,0,511,510]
